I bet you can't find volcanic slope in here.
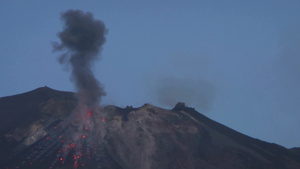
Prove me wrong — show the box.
[0,87,300,169]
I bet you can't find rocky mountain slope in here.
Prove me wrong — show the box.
[0,87,299,169]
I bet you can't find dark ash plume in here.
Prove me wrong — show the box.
[53,9,108,105]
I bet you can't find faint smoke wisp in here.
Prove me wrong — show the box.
[156,77,215,112]
[53,9,108,106]
[148,52,216,113]
[275,26,300,115]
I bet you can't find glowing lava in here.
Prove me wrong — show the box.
[2,107,107,169]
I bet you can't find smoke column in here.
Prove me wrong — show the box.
[53,9,107,106]
[3,10,109,169]
[51,10,108,168]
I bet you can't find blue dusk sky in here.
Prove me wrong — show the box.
[0,0,299,148]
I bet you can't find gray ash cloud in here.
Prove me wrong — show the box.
[53,9,108,106]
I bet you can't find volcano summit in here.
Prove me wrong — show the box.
[0,87,300,169]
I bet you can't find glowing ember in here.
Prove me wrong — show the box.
[87,110,92,117]
[2,101,107,169]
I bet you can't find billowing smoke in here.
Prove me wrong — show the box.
[51,10,108,167]
[53,9,107,106]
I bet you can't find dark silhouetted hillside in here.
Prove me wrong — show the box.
[1,88,300,169]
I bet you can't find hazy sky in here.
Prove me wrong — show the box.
[0,0,299,148]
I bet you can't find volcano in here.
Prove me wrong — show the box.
[0,87,300,169]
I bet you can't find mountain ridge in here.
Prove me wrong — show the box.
[0,86,76,134]
[0,87,299,169]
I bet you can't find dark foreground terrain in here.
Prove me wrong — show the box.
[0,87,300,169]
